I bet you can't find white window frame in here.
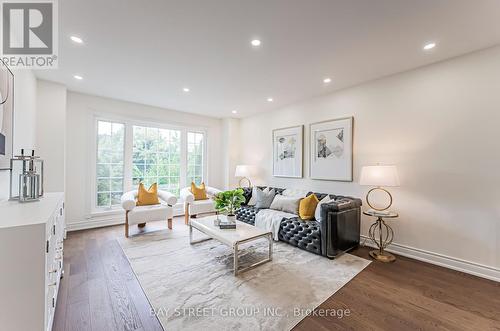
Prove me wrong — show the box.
[90,113,208,215]
[186,129,206,186]
[91,117,126,213]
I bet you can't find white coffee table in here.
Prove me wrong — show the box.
[189,215,273,275]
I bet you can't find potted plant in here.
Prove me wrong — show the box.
[214,188,245,223]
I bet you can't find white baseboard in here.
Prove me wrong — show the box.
[360,235,500,282]
[67,214,125,231]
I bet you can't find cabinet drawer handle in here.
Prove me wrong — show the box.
[48,269,57,274]
[48,282,57,286]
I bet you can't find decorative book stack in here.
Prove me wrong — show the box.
[214,215,237,229]
[219,221,236,229]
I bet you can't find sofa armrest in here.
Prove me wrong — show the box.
[320,199,362,258]
[205,186,222,197]
[121,190,137,211]
[180,187,194,204]
[241,187,253,205]
[321,198,362,213]
[158,190,177,206]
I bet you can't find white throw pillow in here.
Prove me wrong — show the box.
[269,195,301,215]
[248,187,269,206]
[314,195,333,222]
[282,188,309,198]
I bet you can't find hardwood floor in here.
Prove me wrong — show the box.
[294,248,500,331]
[53,220,164,331]
[54,217,500,331]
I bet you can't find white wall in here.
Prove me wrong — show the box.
[65,92,224,228]
[36,80,67,193]
[238,45,500,275]
[221,118,240,189]
[0,70,37,200]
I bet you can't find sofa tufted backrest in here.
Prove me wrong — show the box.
[257,186,286,195]
[241,187,361,209]
[307,192,335,201]
[240,187,253,204]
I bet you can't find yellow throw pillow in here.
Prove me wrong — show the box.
[299,194,319,220]
[136,183,160,206]
[191,182,208,200]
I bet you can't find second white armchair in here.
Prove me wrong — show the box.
[180,185,222,224]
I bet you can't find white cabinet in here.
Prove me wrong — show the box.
[0,192,65,331]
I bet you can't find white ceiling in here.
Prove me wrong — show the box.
[35,0,500,118]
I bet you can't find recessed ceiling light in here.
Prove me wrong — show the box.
[423,42,436,51]
[231,110,237,114]
[267,97,273,102]
[70,35,83,44]
[323,77,332,84]
[251,39,261,47]
[183,87,190,92]
[73,75,83,80]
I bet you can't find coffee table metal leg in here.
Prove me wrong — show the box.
[234,242,239,276]
[233,233,273,275]
[189,224,213,245]
[268,233,273,261]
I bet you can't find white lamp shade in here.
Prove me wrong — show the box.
[359,165,400,187]
[235,165,251,178]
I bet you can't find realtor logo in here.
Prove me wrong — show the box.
[1,0,58,68]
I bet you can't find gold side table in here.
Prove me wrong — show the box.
[363,210,399,262]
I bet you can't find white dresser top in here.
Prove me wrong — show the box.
[0,192,64,229]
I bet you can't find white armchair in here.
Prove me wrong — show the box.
[121,189,178,237]
[180,186,222,224]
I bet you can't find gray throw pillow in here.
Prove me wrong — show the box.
[248,187,269,206]
[255,188,276,209]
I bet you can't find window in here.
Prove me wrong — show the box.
[132,126,181,196]
[96,120,125,208]
[187,131,204,185]
[93,118,206,211]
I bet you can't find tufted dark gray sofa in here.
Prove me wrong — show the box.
[236,187,361,258]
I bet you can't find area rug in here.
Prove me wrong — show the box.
[118,225,370,331]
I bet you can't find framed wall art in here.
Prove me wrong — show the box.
[272,125,303,178]
[309,117,353,181]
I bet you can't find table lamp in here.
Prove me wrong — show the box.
[235,165,252,188]
[359,165,400,212]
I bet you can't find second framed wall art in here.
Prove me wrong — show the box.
[309,117,353,181]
